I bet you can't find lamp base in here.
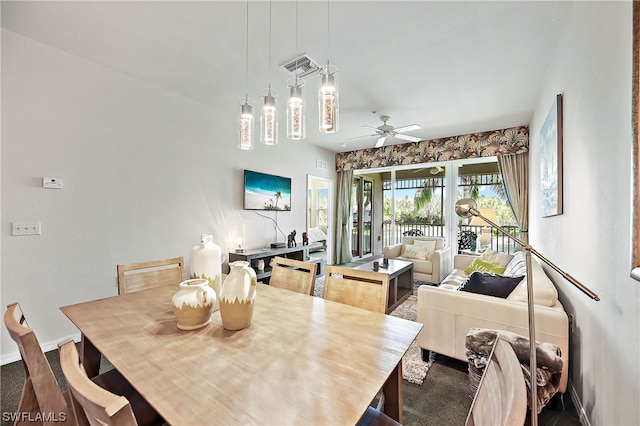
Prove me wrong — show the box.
[270,242,286,248]
[478,228,492,252]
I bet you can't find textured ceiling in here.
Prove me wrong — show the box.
[1,1,571,153]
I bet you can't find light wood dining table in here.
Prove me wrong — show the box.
[60,283,422,425]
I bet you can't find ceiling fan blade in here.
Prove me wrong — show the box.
[346,133,378,141]
[375,136,387,148]
[394,124,421,133]
[394,133,421,142]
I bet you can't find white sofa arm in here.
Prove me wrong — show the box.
[430,247,451,283]
[383,243,403,258]
[416,285,569,393]
[453,254,477,270]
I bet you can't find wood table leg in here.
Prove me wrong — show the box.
[79,335,101,378]
[382,361,403,423]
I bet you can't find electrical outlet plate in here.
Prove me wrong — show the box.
[12,222,41,236]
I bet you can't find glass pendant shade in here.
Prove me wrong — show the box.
[238,101,254,150]
[260,93,278,145]
[318,65,339,133]
[287,82,305,140]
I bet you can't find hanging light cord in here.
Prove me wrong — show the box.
[327,0,331,67]
[268,0,273,93]
[244,0,249,102]
[294,0,299,85]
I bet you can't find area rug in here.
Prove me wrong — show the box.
[313,276,434,385]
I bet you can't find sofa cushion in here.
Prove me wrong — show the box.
[503,251,527,277]
[402,243,435,260]
[506,259,559,307]
[441,269,467,287]
[399,257,433,274]
[479,249,513,268]
[402,236,444,250]
[459,272,524,298]
[464,258,507,275]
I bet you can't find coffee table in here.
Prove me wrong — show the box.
[354,258,414,312]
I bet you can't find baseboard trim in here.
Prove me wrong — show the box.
[1,332,80,366]
[568,379,591,426]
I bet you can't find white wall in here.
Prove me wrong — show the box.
[0,30,336,362]
[529,2,639,424]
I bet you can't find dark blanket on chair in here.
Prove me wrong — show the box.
[465,328,563,413]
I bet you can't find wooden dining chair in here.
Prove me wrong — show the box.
[465,336,527,426]
[269,256,317,295]
[4,302,75,425]
[322,265,390,313]
[117,256,185,295]
[58,339,165,426]
[323,265,392,419]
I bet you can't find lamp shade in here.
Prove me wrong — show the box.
[469,208,500,227]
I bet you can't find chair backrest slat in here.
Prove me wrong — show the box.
[322,266,389,313]
[269,256,317,295]
[117,256,185,294]
[58,340,138,426]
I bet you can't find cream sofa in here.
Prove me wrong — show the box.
[416,251,570,393]
[383,236,451,283]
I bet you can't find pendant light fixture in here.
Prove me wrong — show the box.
[286,0,305,140]
[238,0,254,150]
[260,0,278,145]
[318,0,339,133]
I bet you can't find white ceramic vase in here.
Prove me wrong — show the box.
[190,234,222,311]
[171,278,217,330]
[219,261,257,331]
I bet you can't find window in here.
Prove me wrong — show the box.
[458,161,520,254]
[382,169,445,246]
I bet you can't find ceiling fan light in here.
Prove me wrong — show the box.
[318,65,339,133]
[260,92,278,145]
[287,81,305,140]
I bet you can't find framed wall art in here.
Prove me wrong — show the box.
[540,93,563,217]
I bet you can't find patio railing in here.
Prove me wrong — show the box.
[382,223,520,254]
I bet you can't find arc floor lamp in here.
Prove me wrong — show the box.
[454,198,600,425]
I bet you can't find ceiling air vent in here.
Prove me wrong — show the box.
[280,54,320,78]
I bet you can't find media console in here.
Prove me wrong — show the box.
[228,242,324,283]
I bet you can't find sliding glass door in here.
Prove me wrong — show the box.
[351,176,372,258]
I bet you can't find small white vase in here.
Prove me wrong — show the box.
[219,261,257,331]
[171,278,217,330]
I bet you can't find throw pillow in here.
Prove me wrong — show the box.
[412,239,437,251]
[479,248,513,268]
[459,272,524,298]
[503,251,527,277]
[464,258,507,275]
[402,244,434,261]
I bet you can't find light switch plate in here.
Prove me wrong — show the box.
[12,222,41,236]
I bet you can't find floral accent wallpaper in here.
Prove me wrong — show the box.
[335,126,529,171]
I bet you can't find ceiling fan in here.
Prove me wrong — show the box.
[348,115,422,148]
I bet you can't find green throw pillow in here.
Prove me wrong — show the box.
[464,258,507,275]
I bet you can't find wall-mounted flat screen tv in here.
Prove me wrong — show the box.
[243,170,292,211]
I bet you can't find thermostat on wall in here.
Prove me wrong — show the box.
[43,177,63,189]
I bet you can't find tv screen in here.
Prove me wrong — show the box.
[243,170,292,211]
